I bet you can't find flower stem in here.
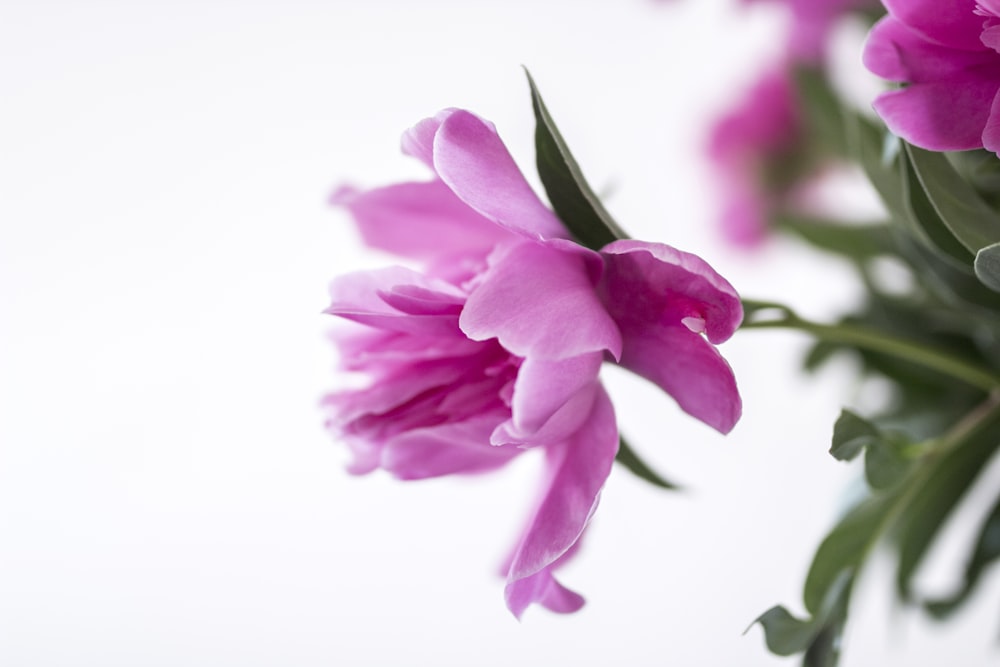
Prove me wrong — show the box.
[739,299,1000,392]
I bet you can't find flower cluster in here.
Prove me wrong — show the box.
[323,108,742,616]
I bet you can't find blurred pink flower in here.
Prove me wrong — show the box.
[325,108,743,617]
[863,0,1000,151]
[707,66,802,246]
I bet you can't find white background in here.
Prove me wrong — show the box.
[2,1,999,665]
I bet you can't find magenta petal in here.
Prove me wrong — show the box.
[600,240,743,345]
[504,386,618,599]
[460,241,622,360]
[505,566,585,619]
[863,17,997,82]
[433,110,569,241]
[873,79,998,151]
[620,324,741,434]
[882,0,983,50]
[331,180,512,263]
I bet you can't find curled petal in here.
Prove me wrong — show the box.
[600,240,743,345]
[433,110,569,241]
[621,324,741,434]
[460,241,622,360]
[504,386,618,615]
[505,565,585,619]
[863,16,998,82]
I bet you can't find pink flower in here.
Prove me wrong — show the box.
[324,108,743,617]
[863,0,1000,152]
[707,66,802,246]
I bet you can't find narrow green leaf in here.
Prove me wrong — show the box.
[792,67,847,157]
[776,215,892,261]
[830,409,879,461]
[904,143,999,252]
[614,436,679,491]
[926,489,1000,618]
[893,420,1000,601]
[847,112,906,222]
[525,69,627,251]
[804,495,890,615]
[899,147,974,266]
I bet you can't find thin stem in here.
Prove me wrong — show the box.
[740,301,1000,392]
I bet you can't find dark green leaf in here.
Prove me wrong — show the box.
[525,69,627,251]
[614,436,679,491]
[926,488,1000,618]
[830,409,879,461]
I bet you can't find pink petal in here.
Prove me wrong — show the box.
[491,376,600,447]
[433,110,569,241]
[331,180,512,263]
[504,386,618,604]
[326,267,465,336]
[873,78,998,150]
[617,324,741,434]
[882,0,984,50]
[508,353,603,437]
[599,240,743,345]
[460,241,622,360]
[381,412,520,480]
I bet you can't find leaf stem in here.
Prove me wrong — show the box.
[740,300,1000,392]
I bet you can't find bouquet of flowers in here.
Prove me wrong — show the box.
[321,1,1000,664]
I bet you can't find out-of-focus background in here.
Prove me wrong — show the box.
[2,1,998,665]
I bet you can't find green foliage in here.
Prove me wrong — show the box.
[524,69,626,252]
[615,436,679,491]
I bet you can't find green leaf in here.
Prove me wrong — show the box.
[899,147,974,267]
[847,112,907,222]
[926,489,1000,618]
[904,144,999,252]
[614,436,679,491]
[751,606,818,656]
[974,242,1000,292]
[893,419,1000,601]
[792,67,847,158]
[830,409,879,461]
[862,433,913,491]
[525,69,627,251]
[776,215,892,262]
